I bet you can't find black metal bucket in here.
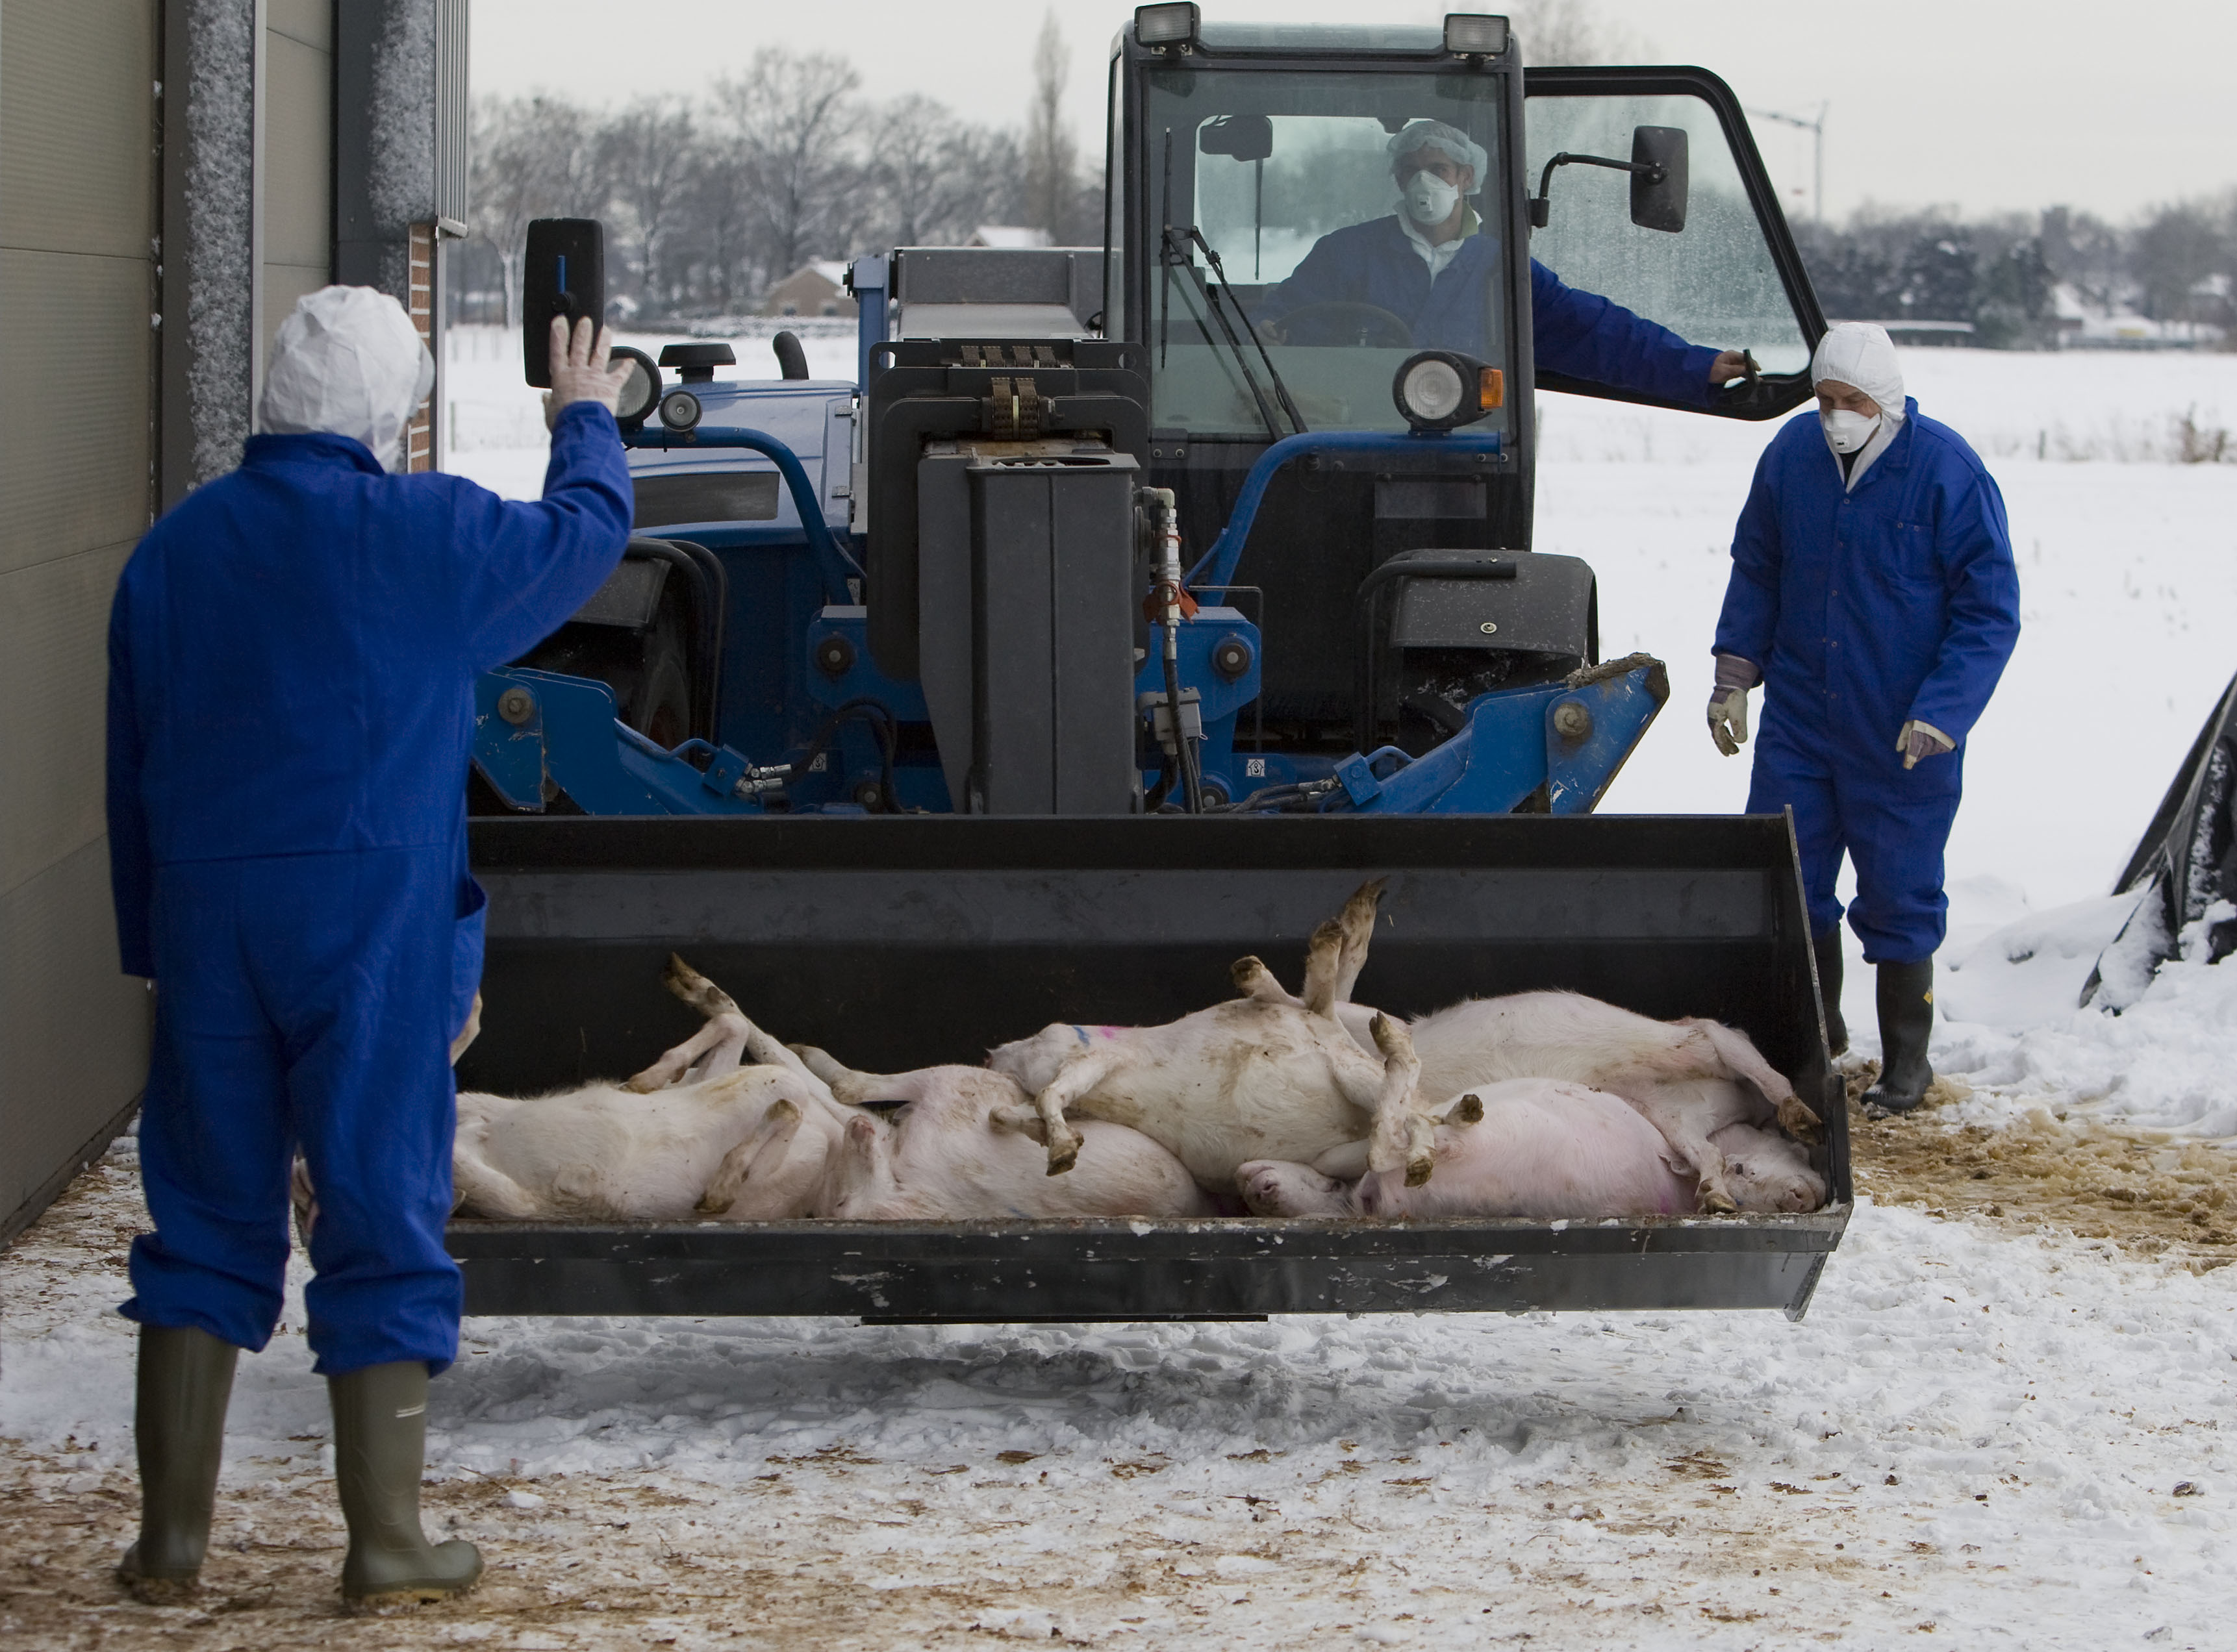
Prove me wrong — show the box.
[455,813,1849,1321]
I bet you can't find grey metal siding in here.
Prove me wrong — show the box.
[0,0,162,1240]
[260,0,331,348]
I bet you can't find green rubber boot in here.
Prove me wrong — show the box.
[116,1323,239,1603]
[1861,958,1936,1115]
[329,1361,481,1607]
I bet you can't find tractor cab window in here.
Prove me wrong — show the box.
[1524,87,1813,384]
[1142,68,1511,440]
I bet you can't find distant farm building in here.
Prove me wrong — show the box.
[762,261,855,317]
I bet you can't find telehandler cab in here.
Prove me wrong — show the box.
[454,9,1851,1323]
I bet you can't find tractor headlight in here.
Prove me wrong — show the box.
[1393,351,1504,431]
[609,346,662,430]
[1443,13,1510,56]
[1135,3,1199,47]
[1397,358,1465,423]
[658,388,703,433]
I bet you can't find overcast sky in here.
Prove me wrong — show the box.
[473,0,2237,223]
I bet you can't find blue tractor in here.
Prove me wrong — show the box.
[455,11,1853,1325]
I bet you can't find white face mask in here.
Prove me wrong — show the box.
[1402,170,1461,226]
[1821,407,1880,455]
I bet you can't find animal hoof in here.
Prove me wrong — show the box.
[694,1193,735,1216]
[1230,955,1268,990]
[1777,1097,1823,1136]
[1447,1092,1484,1125]
[1702,1187,1739,1215]
[1046,1138,1081,1176]
[1404,1156,1434,1188]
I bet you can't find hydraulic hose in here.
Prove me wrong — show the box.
[1145,488,1204,814]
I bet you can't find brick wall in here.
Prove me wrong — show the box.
[407,219,434,471]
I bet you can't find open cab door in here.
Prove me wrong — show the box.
[1524,67,1826,418]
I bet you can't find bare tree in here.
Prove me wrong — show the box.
[1022,11,1076,240]
[683,130,761,314]
[598,97,697,312]
[470,94,603,325]
[713,47,867,284]
[872,95,1030,247]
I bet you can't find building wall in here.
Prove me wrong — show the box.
[3,0,454,1242]
[260,0,334,349]
[0,0,164,1241]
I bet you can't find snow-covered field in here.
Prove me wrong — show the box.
[6,342,2234,1649]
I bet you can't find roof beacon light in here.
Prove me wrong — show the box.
[1135,3,1200,47]
[1443,13,1510,56]
[1394,350,1504,431]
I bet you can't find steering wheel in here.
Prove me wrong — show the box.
[1267,301,1415,349]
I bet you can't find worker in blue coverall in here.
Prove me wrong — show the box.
[1265,119,1750,402]
[1706,323,2020,1114]
[105,287,635,1605]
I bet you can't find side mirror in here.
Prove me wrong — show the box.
[1629,125,1688,233]
[1199,114,1274,163]
[522,218,607,387]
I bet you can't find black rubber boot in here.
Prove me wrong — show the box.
[1812,927,1849,1057]
[1861,959,1936,1114]
[117,1323,238,1603]
[330,1362,482,1607]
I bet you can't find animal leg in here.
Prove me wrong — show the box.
[1678,1017,1821,1137]
[1027,1046,1130,1176]
[629,957,840,1104]
[1230,955,1300,1006]
[1300,920,1346,1019]
[989,1104,1050,1144]
[626,955,755,1090]
[450,1141,548,1221]
[1329,877,1387,1005]
[1628,1089,1741,1214]
[448,992,483,1066]
[289,1156,319,1249]
[789,1044,909,1107]
[696,1099,805,1216]
[1310,1138,1372,1181]
[1361,1013,1431,1184]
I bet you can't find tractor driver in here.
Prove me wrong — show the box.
[105,288,635,1607]
[1265,118,1747,405]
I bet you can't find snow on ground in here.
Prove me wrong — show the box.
[4,1135,2232,1650]
[6,344,2234,1647]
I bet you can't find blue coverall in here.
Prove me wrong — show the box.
[1269,215,1719,406]
[107,403,632,1375]
[1713,399,2021,962]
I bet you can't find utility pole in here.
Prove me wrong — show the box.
[1747,101,1827,223]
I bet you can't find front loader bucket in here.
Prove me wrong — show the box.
[455,815,1849,1321]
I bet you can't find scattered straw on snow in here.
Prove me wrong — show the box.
[5,1134,2231,1651]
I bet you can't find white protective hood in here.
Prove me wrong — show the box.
[258,286,435,471]
[1811,321,1906,490]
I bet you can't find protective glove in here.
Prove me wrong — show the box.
[1706,653,1761,757]
[1896,719,1956,770]
[542,314,637,431]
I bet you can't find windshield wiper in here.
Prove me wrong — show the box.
[1160,227,1308,442]
[1187,227,1308,437]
